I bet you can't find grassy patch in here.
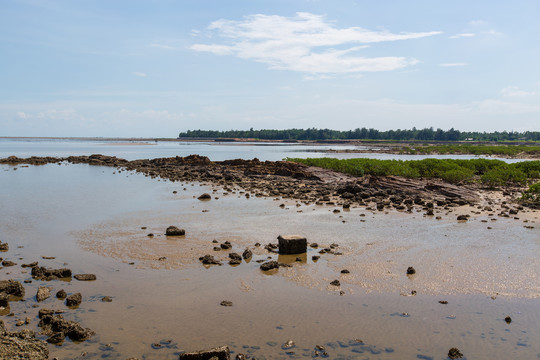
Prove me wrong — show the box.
[399,144,540,157]
[287,157,540,186]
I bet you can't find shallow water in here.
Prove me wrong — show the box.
[0,137,525,162]
[1,163,539,359]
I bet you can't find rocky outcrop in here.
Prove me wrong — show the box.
[0,320,49,360]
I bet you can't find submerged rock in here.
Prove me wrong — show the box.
[74,274,96,281]
[180,345,230,360]
[0,242,8,251]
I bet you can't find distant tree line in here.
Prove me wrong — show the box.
[178,127,540,142]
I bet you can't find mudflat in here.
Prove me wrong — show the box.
[0,156,538,359]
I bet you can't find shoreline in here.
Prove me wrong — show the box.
[1,154,539,359]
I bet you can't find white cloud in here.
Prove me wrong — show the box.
[501,86,535,97]
[191,12,441,75]
[439,63,468,67]
[133,72,147,77]
[449,33,475,39]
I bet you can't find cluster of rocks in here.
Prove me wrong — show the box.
[0,239,102,357]
[38,309,94,344]
[0,320,49,360]
[2,154,533,214]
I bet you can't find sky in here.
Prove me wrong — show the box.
[1,0,539,137]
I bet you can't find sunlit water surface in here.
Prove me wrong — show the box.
[1,162,539,360]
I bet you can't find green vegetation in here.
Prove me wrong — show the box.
[287,157,540,186]
[521,182,540,206]
[179,127,540,142]
[400,144,540,157]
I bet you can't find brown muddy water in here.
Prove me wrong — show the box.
[1,163,539,359]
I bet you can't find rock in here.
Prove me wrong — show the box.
[38,314,94,342]
[66,322,94,341]
[340,269,350,274]
[260,261,279,271]
[102,296,113,302]
[457,215,468,221]
[229,259,241,265]
[242,249,252,260]
[282,340,295,350]
[407,266,416,275]
[38,309,54,319]
[46,331,65,344]
[65,293,82,307]
[31,266,72,281]
[0,293,8,307]
[180,345,230,360]
[0,280,25,297]
[21,261,38,268]
[197,193,211,200]
[330,280,340,286]
[0,320,49,360]
[277,235,307,255]
[438,300,448,305]
[36,287,51,302]
[74,274,96,281]
[309,243,319,248]
[56,289,67,299]
[312,256,320,261]
[220,300,233,307]
[199,255,221,265]
[220,243,232,250]
[0,242,8,251]
[228,253,242,261]
[165,226,185,236]
[2,260,16,267]
[505,316,512,324]
[448,347,463,359]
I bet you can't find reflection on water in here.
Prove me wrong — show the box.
[0,137,525,162]
[0,164,539,359]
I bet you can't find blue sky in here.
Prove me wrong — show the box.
[1,0,539,137]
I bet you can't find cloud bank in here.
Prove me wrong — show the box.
[191,12,441,75]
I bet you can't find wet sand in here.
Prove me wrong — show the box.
[0,163,539,359]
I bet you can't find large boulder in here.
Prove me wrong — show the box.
[277,235,307,255]
[180,345,230,360]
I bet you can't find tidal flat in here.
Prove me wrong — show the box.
[0,161,539,360]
